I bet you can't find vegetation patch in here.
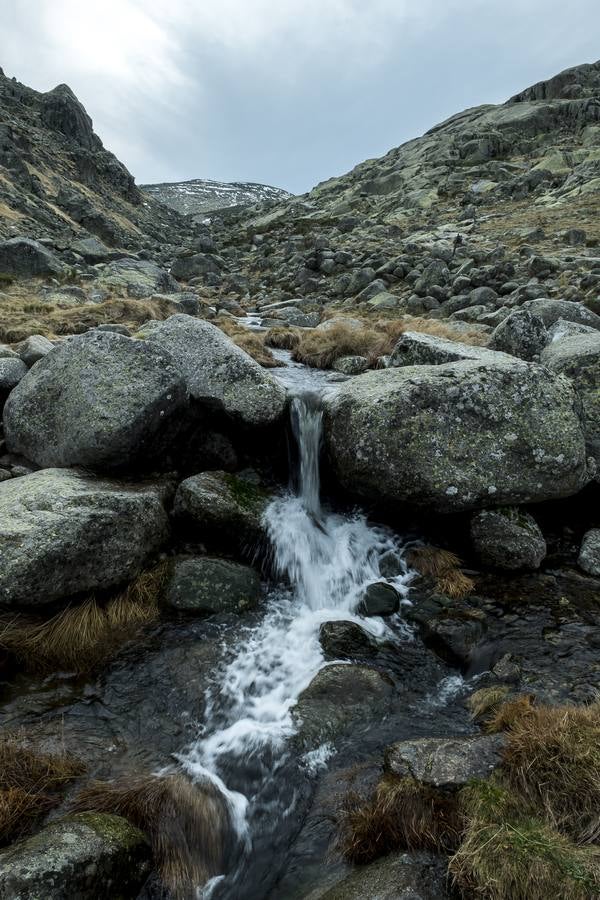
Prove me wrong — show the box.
[72,773,231,897]
[216,316,278,366]
[264,326,301,350]
[406,545,475,599]
[0,563,168,674]
[0,735,85,845]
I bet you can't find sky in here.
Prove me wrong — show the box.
[2,0,599,194]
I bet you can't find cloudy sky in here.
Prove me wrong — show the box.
[2,1,599,194]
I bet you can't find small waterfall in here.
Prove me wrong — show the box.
[179,380,413,895]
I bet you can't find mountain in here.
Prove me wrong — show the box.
[0,67,188,250]
[141,178,292,217]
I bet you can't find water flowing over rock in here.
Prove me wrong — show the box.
[324,357,593,513]
[3,330,188,471]
[0,469,170,608]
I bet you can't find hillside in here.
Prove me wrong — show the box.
[141,177,292,216]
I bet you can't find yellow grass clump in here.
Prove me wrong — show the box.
[216,316,278,367]
[406,545,475,599]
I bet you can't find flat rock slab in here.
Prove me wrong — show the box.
[384,734,505,788]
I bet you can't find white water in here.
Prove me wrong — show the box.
[180,360,413,860]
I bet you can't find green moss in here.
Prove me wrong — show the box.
[64,812,148,850]
[224,473,268,512]
[0,272,15,286]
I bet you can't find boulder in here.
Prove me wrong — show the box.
[0,237,65,277]
[170,253,222,280]
[384,734,504,789]
[390,331,496,367]
[174,470,270,551]
[540,333,600,463]
[547,318,596,342]
[96,258,180,298]
[163,556,261,615]
[0,357,27,409]
[489,309,548,360]
[521,298,600,331]
[140,315,287,427]
[292,664,393,746]
[319,621,380,660]
[578,529,600,577]
[300,851,450,900]
[471,508,547,570]
[71,236,119,263]
[0,813,150,900]
[0,468,170,608]
[15,334,54,367]
[3,331,188,471]
[331,355,368,375]
[325,358,592,513]
[358,582,400,616]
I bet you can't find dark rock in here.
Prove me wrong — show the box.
[300,851,450,900]
[471,508,546,570]
[489,309,547,360]
[384,734,504,788]
[163,556,261,615]
[359,582,400,616]
[0,237,65,277]
[319,621,380,660]
[578,529,600,577]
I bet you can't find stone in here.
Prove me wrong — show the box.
[300,852,450,900]
[521,298,600,331]
[163,556,261,615]
[171,253,222,280]
[0,357,27,409]
[471,508,546,570]
[578,529,600,577]
[3,331,188,471]
[174,470,270,551]
[489,309,548,360]
[365,291,401,310]
[547,318,596,342]
[541,332,600,463]
[390,331,497,367]
[414,260,449,296]
[359,582,400,616]
[0,237,65,277]
[15,334,54,367]
[378,549,404,578]
[0,468,170,608]
[325,358,592,513]
[384,734,504,789]
[71,236,119,263]
[96,258,180,298]
[331,355,368,375]
[0,813,150,900]
[292,664,393,746]
[140,315,287,427]
[319,621,380,660]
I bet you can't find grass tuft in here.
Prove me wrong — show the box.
[467,685,512,724]
[407,545,474,599]
[216,317,278,367]
[72,773,232,897]
[264,326,301,350]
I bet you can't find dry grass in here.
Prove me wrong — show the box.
[502,701,600,844]
[334,773,461,864]
[0,295,179,344]
[450,779,600,900]
[216,316,278,367]
[486,694,535,734]
[468,685,512,724]
[72,773,231,897]
[0,563,168,674]
[292,320,404,369]
[0,735,85,844]
[406,545,475,599]
[264,326,301,350]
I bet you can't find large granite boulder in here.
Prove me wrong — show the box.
[3,331,188,471]
[140,315,287,427]
[540,332,600,464]
[324,357,592,513]
[95,258,180,298]
[0,813,150,900]
[521,298,600,331]
[471,508,547,570]
[0,468,170,608]
[0,237,65,277]
[390,331,495,367]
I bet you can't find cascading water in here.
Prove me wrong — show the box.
[178,362,414,896]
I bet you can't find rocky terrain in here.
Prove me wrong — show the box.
[1,58,600,900]
[141,178,292,217]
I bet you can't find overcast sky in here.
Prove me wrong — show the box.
[2,1,599,194]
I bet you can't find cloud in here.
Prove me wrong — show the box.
[1,0,599,192]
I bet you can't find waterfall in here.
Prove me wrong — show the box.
[179,380,413,891]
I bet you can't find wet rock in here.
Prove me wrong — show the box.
[325,358,592,513]
[471,508,546,570]
[359,582,400,616]
[541,332,600,464]
[419,612,485,668]
[0,812,150,900]
[378,549,404,578]
[578,529,600,577]
[174,469,270,552]
[0,237,65,277]
[332,355,368,375]
[3,331,188,471]
[301,851,450,900]
[163,556,261,615]
[293,664,393,746]
[140,315,287,427]
[489,308,547,360]
[0,468,170,608]
[384,734,504,788]
[15,334,54,367]
[0,357,27,409]
[319,621,380,660]
[390,331,497,367]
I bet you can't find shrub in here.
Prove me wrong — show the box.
[72,773,232,897]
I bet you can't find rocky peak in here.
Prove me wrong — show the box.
[40,83,100,151]
[509,59,600,103]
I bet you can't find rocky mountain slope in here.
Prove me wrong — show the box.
[0,67,188,250]
[141,178,292,216]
